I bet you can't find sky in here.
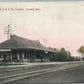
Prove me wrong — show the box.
[0,1,84,56]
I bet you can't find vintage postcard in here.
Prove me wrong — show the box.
[0,1,84,83]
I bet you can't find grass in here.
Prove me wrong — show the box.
[0,62,27,66]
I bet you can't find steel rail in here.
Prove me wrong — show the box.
[0,62,84,83]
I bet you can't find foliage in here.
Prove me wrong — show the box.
[77,46,84,54]
[77,46,84,60]
[50,47,80,62]
[49,47,57,51]
[49,47,53,50]
[0,62,26,66]
[74,57,80,61]
[54,48,57,51]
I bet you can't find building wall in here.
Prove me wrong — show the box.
[0,49,50,62]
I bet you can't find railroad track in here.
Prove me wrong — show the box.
[0,64,66,77]
[0,62,84,83]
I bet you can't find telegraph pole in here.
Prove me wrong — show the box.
[4,24,12,40]
[4,12,12,40]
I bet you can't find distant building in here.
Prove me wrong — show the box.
[0,35,55,62]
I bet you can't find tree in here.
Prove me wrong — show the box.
[50,47,80,62]
[59,48,67,61]
[75,57,80,61]
[54,48,57,51]
[50,47,72,62]
[60,48,65,52]
[77,46,84,60]
[66,51,71,61]
[78,46,84,54]
[49,47,53,50]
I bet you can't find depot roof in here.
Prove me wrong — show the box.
[0,35,55,52]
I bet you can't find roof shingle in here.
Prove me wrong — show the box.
[0,35,55,52]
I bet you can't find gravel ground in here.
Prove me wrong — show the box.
[11,64,84,83]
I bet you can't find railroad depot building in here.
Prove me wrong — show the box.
[0,35,55,62]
